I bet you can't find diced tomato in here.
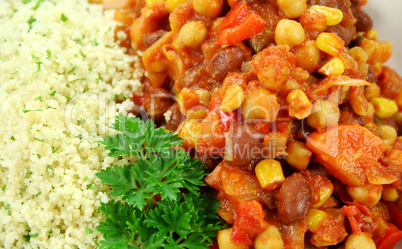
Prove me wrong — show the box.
[231,200,268,245]
[388,202,402,230]
[217,13,266,45]
[377,223,402,249]
[306,124,386,186]
[209,237,219,249]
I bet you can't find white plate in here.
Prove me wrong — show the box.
[364,0,402,74]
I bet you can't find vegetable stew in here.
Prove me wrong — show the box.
[99,0,402,248]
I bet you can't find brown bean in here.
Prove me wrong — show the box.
[143,87,173,122]
[143,30,167,49]
[165,102,185,131]
[276,173,311,224]
[353,7,373,32]
[207,46,246,82]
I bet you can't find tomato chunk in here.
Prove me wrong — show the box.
[231,200,268,245]
[306,124,386,186]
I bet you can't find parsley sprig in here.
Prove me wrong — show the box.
[96,114,223,248]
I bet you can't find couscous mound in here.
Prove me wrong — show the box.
[0,0,142,248]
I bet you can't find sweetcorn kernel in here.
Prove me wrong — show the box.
[309,5,343,26]
[255,159,285,191]
[316,32,345,56]
[370,97,399,118]
[311,184,334,208]
[366,29,378,40]
[308,209,329,232]
[318,57,346,76]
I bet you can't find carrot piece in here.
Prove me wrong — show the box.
[306,124,386,186]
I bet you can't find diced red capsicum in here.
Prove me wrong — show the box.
[377,223,402,249]
[219,2,250,31]
[217,2,266,46]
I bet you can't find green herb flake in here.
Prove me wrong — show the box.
[60,13,68,22]
[26,172,33,178]
[36,191,42,197]
[68,65,79,75]
[36,61,43,72]
[23,108,43,113]
[86,183,96,190]
[4,204,11,215]
[49,229,53,234]
[77,134,83,139]
[31,0,45,10]
[46,165,54,175]
[50,91,56,96]
[47,105,56,110]
[34,137,44,142]
[34,96,42,101]
[84,176,89,181]
[91,39,99,46]
[73,38,82,45]
[63,95,71,101]
[85,228,94,234]
[22,0,32,4]
[1,185,6,191]
[71,77,86,83]
[95,78,100,84]
[27,16,36,29]
[11,136,15,140]
[46,50,51,59]
[36,153,42,159]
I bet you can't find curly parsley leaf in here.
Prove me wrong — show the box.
[96,115,224,248]
[102,114,182,158]
[96,150,206,210]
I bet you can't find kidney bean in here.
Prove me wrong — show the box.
[207,46,246,82]
[276,173,312,224]
[143,87,173,122]
[353,7,373,32]
[165,102,185,131]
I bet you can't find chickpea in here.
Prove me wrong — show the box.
[364,82,380,101]
[277,0,307,19]
[178,21,207,49]
[218,228,249,249]
[345,232,376,249]
[307,100,340,131]
[275,19,306,49]
[377,125,397,152]
[347,184,382,206]
[254,225,284,249]
[192,0,223,17]
[295,40,322,73]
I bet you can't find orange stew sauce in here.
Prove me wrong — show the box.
[99,0,402,248]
